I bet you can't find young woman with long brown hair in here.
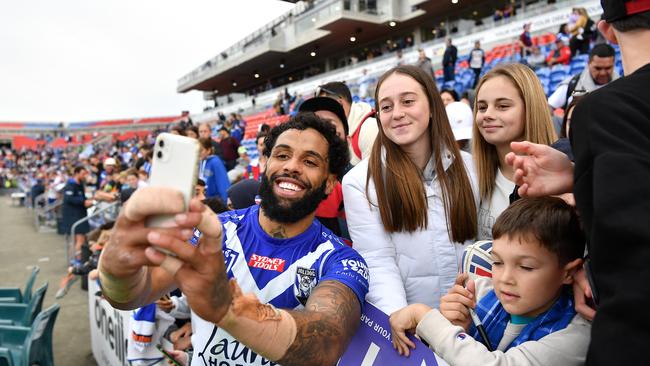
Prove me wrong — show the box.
[342,65,478,314]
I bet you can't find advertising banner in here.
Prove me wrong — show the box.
[89,281,449,366]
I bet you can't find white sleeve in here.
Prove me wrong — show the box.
[547,84,569,110]
[358,118,379,161]
[342,167,407,315]
[168,294,192,319]
[416,310,590,366]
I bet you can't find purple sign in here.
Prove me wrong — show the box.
[338,302,447,366]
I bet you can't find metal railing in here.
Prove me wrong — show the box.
[33,194,63,233]
[65,201,120,267]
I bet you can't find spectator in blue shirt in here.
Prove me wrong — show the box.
[198,137,230,202]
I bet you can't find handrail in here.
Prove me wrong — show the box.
[66,201,120,267]
[34,197,63,231]
[31,192,47,211]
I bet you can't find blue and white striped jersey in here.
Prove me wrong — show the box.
[190,204,369,366]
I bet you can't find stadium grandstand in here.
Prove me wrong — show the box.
[1,0,637,364]
[178,0,613,139]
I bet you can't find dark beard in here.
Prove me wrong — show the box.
[258,173,328,224]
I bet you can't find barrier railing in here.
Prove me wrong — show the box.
[66,201,120,267]
[33,196,63,233]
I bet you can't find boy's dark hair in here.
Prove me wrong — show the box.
[73,165,86,175]
[263,112,350,180]
[589,43,615,61]
[492,197,585,265]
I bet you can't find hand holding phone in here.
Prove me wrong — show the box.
[156,344,186,366]
[145,133,200,228]
[145,133,200,255]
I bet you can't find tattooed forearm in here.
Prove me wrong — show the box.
[279,280,361,366]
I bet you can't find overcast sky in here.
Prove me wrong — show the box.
[0,0,294,123]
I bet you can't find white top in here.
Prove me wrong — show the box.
[547,83,570,110]
[342,150,479,314]
[347,101,379,166]
[415,276,591,366]
[478,169,515,240]
[470,48,485,69]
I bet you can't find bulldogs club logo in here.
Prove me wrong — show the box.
[295,267,317,306]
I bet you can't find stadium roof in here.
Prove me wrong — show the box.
[178,0,487,95]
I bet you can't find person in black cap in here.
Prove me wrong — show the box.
[298,97,351,237]
[505,1,650,365]
[226,179,260,210]
[316,82,379,166]
[298,96,349,140]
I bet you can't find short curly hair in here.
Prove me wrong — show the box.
[263,112,350,180]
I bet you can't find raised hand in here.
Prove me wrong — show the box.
[439,273,475,331]
[505,141,574,197]
[144,197,231,325]
[389,303,431,357]
[99,186,189,281]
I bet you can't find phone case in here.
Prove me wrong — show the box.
[145,133,200,228]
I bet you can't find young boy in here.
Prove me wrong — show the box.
[390,197,591,365]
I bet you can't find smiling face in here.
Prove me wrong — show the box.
[377,73,431,153]
[476,75,526,149]
[258,128,334,223]
[491,234,572,318]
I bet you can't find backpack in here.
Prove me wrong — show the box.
[564,73,582,109]
[350,109,376,160]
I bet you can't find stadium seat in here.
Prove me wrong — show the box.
[551,64,570,74]
[573,54,589,63]
[535,67,551,79]
[0,266,39,304]
[549,81,561,94]
[0,283,47,327]
[0,303,60,366]
[442,81,455,91]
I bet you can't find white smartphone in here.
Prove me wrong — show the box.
[145,133,200,229]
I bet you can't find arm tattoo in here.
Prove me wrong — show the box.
[279,280,361,366]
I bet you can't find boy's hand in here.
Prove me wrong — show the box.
[389,303,431,357]
[440,273,475,331]
[164,349,188,366]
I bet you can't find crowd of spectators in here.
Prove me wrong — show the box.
[6,2,647,365]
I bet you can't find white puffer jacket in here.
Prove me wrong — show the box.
[342,150,479,315]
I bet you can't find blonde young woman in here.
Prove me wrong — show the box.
[473,63,557,239]
[343,65,478,315]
